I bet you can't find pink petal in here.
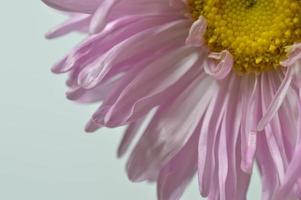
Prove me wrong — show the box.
[103,47,201,127]
[78,20,190,89]
[281,43,301,67]
[42,0,102,13]
[198,75,232,197]
[117,118,145,158]
[257,66,294,131]
[186,16,207,47]
[157,129,199,200]
[204,50,233,80]
[126,73,215,182]
[240,76,260,173]
[46,14,91,39]
[89,0,119,33]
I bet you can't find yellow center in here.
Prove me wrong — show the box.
[189,0,301,74]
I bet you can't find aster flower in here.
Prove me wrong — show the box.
[43,0,301,199]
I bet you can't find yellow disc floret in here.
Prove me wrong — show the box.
[189,0,301,74]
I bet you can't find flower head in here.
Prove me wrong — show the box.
[190,0,301,74]
[43,0,301,199]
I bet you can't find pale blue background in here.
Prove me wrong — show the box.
[0,1,261,199]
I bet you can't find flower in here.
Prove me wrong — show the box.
[43,0,301,199]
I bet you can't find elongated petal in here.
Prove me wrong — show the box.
[46,14,91,39]
[117,118,145,158]
[157,129,200,200]
[198,76,232,197]
[78,20,190,89]
[103,47,201,127]
[42,0,102,13]
[127,73,215,181]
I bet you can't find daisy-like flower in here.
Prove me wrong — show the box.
[43,0,301,199]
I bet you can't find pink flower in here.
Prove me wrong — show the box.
[43,0,301,199]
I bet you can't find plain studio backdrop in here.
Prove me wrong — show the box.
[0,1,260,200]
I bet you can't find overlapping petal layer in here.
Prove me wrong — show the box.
[43,0,301,199]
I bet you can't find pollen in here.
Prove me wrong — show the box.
[189,0,301,74]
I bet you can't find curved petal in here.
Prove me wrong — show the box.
[117,118,145,158]
[257,66,294,131]
[157,128,200,200]
[46,14,91,39]
[186,16,207,47]
[240,75,260,173]
[204,50,233,80]
[78,20,190,89]
[103,47,202,127]
[53,14,178,74]
[42,0,102,13]
[198,74,234,197]
[126,73,215,182]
